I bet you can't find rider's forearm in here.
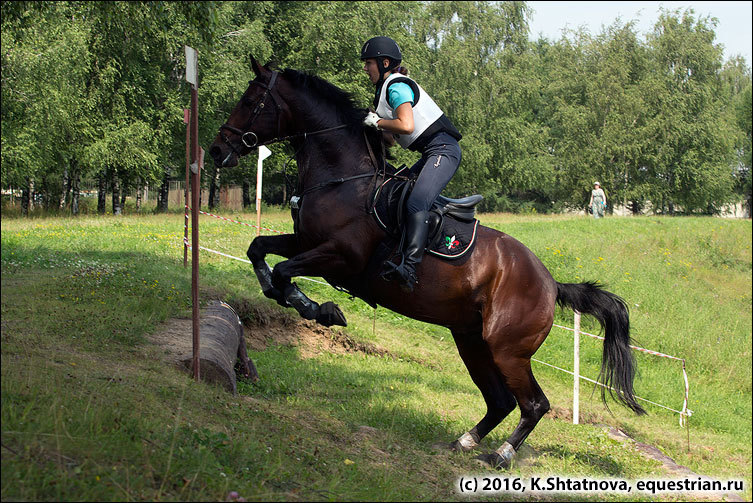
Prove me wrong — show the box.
[377,102,414,135]
[378,117,413,135]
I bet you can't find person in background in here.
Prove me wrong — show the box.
[360,36,463,292]
[589,181,607,218]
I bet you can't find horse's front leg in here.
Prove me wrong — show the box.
[246,234,300,307]
[270,243,350,328]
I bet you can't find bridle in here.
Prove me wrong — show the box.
[218,71,283,156]
[217,69,399,206]
[218,71,348,157]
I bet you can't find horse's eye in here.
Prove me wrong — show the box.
[243,98,256,107]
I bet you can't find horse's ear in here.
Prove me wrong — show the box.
[250,54,265,77]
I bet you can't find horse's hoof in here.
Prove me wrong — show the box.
[316,302,347,327]
[448,440,473,452]
[474,452,510,470]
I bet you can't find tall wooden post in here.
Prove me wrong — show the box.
[256,146,272,237]
[186,45,201,382]
[184,108,190,268]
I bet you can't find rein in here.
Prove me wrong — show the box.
[298,172,375,197]
[219,70,349,152]
[221,122,349,149]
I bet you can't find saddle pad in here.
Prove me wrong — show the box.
[426,214,479,259]
[372,176,479,260]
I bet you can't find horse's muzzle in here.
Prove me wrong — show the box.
[208,143,238,168]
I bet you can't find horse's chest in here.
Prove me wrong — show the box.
[292,197,348,246]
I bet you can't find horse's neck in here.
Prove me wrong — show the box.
[284,91,378,190]
[293,134,373,188]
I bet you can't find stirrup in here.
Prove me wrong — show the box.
[394,265,418,292]
[380,256,418,292]
[380,256,404,281]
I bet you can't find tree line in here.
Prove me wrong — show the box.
[2,1,750,216]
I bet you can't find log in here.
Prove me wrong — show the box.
[179,300,258,394]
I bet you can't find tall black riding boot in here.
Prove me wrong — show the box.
[381,210,430,292]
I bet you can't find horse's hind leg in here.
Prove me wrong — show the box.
[448,330,518,452]
[478,355,550,469]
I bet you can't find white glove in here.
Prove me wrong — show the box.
[363,111,382,129]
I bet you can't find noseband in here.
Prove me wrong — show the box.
[218,71,348,156]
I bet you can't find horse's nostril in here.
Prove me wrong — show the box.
[209,145,222,160]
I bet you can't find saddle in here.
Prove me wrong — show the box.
[372,166,483,260]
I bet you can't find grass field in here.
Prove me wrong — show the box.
[1,208,750,501]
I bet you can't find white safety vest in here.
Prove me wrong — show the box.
[376,73,444,149]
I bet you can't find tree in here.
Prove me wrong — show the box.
[196,1,273,208]
[644,8,737,213]
[721,56,752,215]
[2,1,749,216]
[1,2,93,215]
[413,1,547,208]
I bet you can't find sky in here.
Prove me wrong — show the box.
[526,1,752,65]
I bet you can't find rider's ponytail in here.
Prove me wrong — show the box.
[394,65,409,76]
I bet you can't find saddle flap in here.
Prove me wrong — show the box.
[372,175,481,260]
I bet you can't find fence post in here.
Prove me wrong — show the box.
[573,310,581,425]
[256,146,272,237]
[184,108,190,268]
[186,45,201,382]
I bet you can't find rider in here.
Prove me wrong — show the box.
[360,36,463,292]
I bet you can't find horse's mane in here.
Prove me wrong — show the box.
[281,68,366,129]
[281,68,389,162]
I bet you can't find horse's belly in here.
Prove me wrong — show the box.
[367,277,481,330]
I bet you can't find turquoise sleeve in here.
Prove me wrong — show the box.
[387,82,415,109]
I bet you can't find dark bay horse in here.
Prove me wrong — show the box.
[209,57,645,469]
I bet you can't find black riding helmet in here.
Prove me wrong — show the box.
[360,36,402,85]
[360,36,402,62]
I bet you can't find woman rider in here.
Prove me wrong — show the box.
[360,36,463,292]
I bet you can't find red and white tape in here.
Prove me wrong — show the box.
[552,323,692,427]
[185,206,285,234]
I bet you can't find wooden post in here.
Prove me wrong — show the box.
[573,310,581,425]
[184,108,190,268]
[186,45,200,382]
[191,103,200,382]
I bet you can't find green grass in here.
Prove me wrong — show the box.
[1,209,750,501]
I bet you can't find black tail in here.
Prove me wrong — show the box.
[556,281,646,415]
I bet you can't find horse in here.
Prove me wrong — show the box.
[208,56,645,469]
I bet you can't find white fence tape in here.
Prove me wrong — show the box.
[551,322,692,427]
[182,238,329,287]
